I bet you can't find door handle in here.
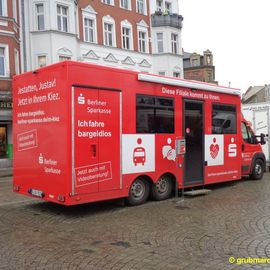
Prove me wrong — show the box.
[91,144,97,158]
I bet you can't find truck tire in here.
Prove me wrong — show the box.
[250,159,264,180]
[151,175,173,201]
[127,178,149,206]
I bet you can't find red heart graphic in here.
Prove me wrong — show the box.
[210,144,219,159]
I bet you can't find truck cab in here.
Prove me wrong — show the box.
[241,118,266,179]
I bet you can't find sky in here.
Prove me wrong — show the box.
[180,0,270,94]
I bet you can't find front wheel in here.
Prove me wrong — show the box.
[127,178,149,206]
[250,159,264,180]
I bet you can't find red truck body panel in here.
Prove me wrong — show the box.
[12,61,264,205]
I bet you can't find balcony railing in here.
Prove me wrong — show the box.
[151,13,183,29]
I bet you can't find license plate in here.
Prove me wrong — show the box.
[28,188,45,198]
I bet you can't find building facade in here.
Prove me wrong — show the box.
[22,0,151,73]
[242,85,270,104]
[150,0,183,77]
[21,0,183,77]
[183,49,217,84]
[0,0,20,167]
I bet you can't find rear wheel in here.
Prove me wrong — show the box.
[151,175,173,201]
[127,178,149,206]
[250,159,264,180]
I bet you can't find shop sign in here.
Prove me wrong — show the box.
[0,102,13,109]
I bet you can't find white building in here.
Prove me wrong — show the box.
[150,0,183,77]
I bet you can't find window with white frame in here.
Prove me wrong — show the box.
[102,0,114,5]
[0,0,3,16]
[0,0,7,17]
[156,0,162,12]
[0,45,8,77]
[36,3,45,31]
[159,71,165,76]
[82,5,97,44]
[122,27,131,50]
[0,47,5,76]
[157,33,164,53]
[165,2,171,14]
[57,5,68,32]
[120,0,130,10]
[173,72,180,78]
[104,22,114,46]
[57,48,72,61]
[121,20,133,50]
[37,55,46,68]
[13,0,17,21]
[137,0,146,15]
[171,33,178,54]
[14,49,20,74]
[137,20,149,53]
[138,31,147,53]
[59,55,71,61]
[84,18,95,43]
[103,16,116,47]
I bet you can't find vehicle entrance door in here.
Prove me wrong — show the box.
[72,86,121,195]
[183,100,204,185]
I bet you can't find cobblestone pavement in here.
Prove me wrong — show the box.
[1,175,270,270]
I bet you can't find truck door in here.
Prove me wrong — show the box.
[183,100,204,185]
[72,86,121,195]
[241,121,259,174]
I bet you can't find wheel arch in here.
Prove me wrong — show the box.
[127,172,177,191]
[156,172,176,182]
[250,152,266,174]
[128,174,154,189]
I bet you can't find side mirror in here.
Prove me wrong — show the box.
[255,133,267,145]
[259,133,267,145]
[260,133,268,144]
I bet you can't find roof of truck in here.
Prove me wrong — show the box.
[14,60,241,96]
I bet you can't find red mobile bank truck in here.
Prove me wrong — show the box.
[13,61,266,206]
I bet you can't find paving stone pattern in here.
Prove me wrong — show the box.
[1,175,270,269]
